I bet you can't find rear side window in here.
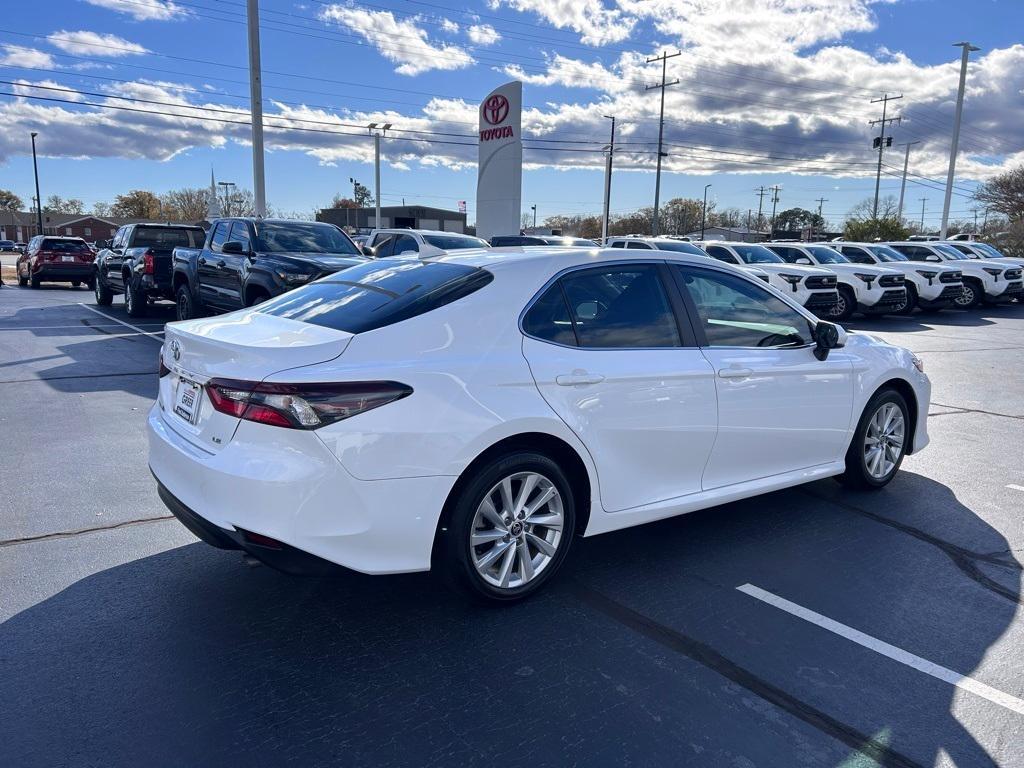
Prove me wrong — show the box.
[522,284,576,346]
[132,227,205,249]
[256,260,493,334]
[559,265,680,348]
[210,222,229,252]
[626,241,652,250]
[609,241,625,248]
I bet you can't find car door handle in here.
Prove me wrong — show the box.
[556,373,605,386]
[718,367,754,379]
[216,260,226,268]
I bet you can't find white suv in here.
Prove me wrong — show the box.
[832,243,964,314]
[764,243,906,321]
[149,247,930,601]
[887,241,1023,309]
[365,228,489,258]
[700,241,840,315]
[605,236,772,283]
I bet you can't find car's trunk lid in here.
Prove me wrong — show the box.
[159,311,352,452]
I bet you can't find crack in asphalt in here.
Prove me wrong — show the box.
[0,370,156,384]
[929,402,1024,421]
[0,515,175,548]
[801,489,1022,606]
[569,579,924,768]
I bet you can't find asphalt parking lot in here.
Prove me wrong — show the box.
[1,284,1022,768]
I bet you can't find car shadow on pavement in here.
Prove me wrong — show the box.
[0,473,1017,767]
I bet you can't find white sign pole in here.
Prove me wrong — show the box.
[475,81,523,242]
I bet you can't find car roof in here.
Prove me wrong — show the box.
[373,228,479,237]
[424,246,729,275]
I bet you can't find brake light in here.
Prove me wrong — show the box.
[143,249,155,275]
[159,352,171,377]
[205,379,412,429]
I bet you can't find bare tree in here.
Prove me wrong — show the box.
[92,202,111,217]
[44,195,85,214]
[975,165,1024,220]
[162,187,211,221]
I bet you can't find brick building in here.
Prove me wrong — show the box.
[0,211,163,243]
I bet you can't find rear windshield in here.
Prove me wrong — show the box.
[41,239,90,252]
[422,234,489,250]
[133,226,205,249]
[255,259,494,334]
[253,222,360,255]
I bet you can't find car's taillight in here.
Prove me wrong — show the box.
[205,379,412,429]
[159,354,171,377]
[143,249,155,275]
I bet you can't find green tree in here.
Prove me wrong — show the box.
[0,189,23,211]
[111,190,162,218]
[843,196,909,241]
[775,207,824,232]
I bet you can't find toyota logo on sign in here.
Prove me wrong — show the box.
[483,94,510,125]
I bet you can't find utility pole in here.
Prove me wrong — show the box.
[869,93,903,222]
[367,122,392,230]
[815,197,828,240]
[769,185,781,235]
[919,197,927,231]
[755,186,768,232]
[601,115,615,243]
[218,181,235,216]
[700,184,711,240]
[941,42,980,239]
[972,208,978,232]
[896,140,920,222]
[645,51,680,236]
[30,132,42,236]
[246,0,267,217]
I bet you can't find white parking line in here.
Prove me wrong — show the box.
[78,304,164,341]
[1007,484,1024,493]
[737,583,1024,716]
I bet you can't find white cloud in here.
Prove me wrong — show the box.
[80,0,188,22]
[12,79,84,101]
[318,7,473,76]
[48,30,149,57]
[490,0,635,45]
[0,45,56,69]
[440,19,460,34]
[467,24,500,46]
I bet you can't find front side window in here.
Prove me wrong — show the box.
[839,245,874,264]
[935,244,968,260]
[559,265,680,348]
[733,244,784,264]
[891,245,937,261]
[675,266,812,348]
[228,222,251,252]
[767,245,807,263]
[867,245,909,262]
[808,246,848,264]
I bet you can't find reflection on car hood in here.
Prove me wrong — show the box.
[260,252,368,270]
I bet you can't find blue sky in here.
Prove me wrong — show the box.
[0,0,1022,229]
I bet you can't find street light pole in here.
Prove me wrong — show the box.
[601,115,615,243]
[30,132,42,235]
[246,0,267,217]
[367,123,392,231]
[218,181,235,216]
[531,204,537,230]
[700,184,711,240]
[940,42,980,239]
[896,141,920,222]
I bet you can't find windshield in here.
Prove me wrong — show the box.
[973,242,1009,259]
[733,244,783,264]
[253,222,360,254]
[808,246,849,264]
[867,245,909,262]
[935,244,968,260]
[422,234,489,250]
[650,241,706,255]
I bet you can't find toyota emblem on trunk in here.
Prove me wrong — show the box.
[170,339,182,362]
[483,94,509,125]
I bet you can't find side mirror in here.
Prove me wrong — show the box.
[795,257,813,265]
[813,321,846,361]
[361,246,376,257]
[221,240,247,255]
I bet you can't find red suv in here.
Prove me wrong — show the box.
[17,236,96,289]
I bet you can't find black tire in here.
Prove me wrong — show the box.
[831,285,856,322]
[72,280,81,288]
[94,275,114,306]
[894,283,917,316]
[175,284,197,321]
[837,388,910,490]
[246,290,270,307]
[954,278,982,310]
[30,272,40,289]
[18,269,28,288]
[438,451,576,602]
[124,276,147,317]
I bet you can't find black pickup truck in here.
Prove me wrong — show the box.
[170,218,367,321]
[94,223,207,317]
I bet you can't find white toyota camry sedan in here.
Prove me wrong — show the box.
[149,247,931,601]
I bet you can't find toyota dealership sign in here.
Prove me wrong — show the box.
[475,81,522,241]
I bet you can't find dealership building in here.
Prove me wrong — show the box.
[316,205,467,234]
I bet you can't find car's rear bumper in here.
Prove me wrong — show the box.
[147,404,452,575]
[31,264,95,281]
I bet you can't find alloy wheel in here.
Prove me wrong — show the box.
[955,283,975,307]
[470,471,564,590]
[863,402,905,479]
[829,293,847,319]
